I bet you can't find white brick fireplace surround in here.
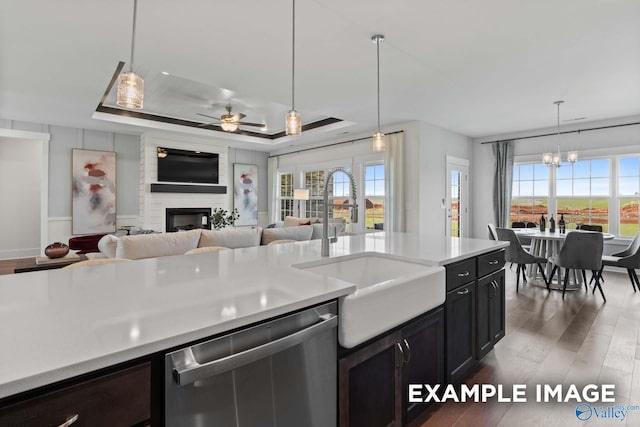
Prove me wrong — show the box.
[140,133,230,232]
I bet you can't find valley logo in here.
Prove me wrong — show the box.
[575,403,640,422]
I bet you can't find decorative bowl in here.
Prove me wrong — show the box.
[45,242,70,259]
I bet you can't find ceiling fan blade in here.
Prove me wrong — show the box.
[197,122,220,127]
[196,113,221,121]
[236,121,266,127]
[232,113,247,121]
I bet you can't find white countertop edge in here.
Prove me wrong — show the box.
[433,241,509,265]
[0,287,353,400]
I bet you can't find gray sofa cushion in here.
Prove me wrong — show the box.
[261,225,313,245]
[198,227,262,249]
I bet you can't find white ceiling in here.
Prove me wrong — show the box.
[1,0,639,148]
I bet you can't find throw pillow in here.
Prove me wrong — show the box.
[261,225,313,245]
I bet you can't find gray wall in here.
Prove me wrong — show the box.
[228,147,269,213]
[0,119,140,217]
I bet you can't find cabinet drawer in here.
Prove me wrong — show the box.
[477,250,505,278]
[0,362,150,427]
[446,258,476,291]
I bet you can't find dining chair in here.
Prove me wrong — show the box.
[511,222,526,228]
[581,224,603,232]
[487,223,499,241]
[547,232,605,301]
[525,222,537,228]
[596,232,640,292]
[496,228,548,292]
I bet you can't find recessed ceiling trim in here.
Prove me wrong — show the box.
[95,62,345,141]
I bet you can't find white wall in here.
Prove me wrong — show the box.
[0,137,42,258]
[471,115,640,244]
[418,122,473,237]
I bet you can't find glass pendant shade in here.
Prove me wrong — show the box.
[220,120,239,132]
[552,154,561,167]
[372,132,385,152]
[567,151,578,163]
[542,152,553,165]
[286,110,301,136]
[116,71,144,109]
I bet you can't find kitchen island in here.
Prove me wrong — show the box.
[0,232,507,426]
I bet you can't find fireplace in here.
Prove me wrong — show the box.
[166,208,212,232]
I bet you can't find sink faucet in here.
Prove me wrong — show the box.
[322,167,358,257]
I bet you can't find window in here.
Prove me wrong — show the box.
[278,172,294,221]
[556,159,610,232]
[305,170,326,219]
[510,163,549,225]
[619,157,640,237]
[365,163,385,229]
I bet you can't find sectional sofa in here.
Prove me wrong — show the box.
[95,217,347,260]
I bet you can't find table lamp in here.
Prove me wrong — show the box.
[293,188,310,218]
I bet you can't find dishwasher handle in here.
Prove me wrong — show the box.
[172,313,338,386]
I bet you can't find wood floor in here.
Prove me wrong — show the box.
[412,266,640,427]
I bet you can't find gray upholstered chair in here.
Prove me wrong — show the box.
[496,228,548,292]
[548,232,605,301]
[487,223,498,241]
[597,232,640,292]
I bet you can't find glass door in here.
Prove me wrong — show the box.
[446,157,469,238]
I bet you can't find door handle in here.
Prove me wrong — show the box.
[171,314,337,386]
[57,415,79,427]
[403,339,411,365]
[396,342,405,368]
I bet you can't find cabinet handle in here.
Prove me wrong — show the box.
[396,343,405,368]
[457,288,470,295]
[57,415,78,427]
[489,281,497,298]
[457,271,470,277]
[403,339,412,365]
[488,260,499,265]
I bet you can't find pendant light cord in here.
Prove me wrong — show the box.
[129,0,138,72]
[291,0,296,111]
[376,37,381,132]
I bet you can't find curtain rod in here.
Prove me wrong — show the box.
[269,130,404,158]
[480,121,640,145]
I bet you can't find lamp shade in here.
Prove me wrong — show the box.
[116,71,144,109]
[293,188,310,201]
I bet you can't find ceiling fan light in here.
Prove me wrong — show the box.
[220,120,238,132]
[286,110,301,136]
[116,71,144,109]
[372,132,385,152]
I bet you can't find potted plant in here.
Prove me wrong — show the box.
[209,208,240,230]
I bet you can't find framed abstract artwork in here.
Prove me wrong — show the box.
[233,163,258,226]
[72,149,117,235]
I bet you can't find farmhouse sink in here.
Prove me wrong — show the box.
[293,252,445,348]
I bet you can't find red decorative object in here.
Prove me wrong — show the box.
[44,242,70,259]
[68,234,107,254]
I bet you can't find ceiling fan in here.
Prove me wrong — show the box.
[197,105,266,132]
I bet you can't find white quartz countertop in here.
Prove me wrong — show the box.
[0,232,507,399]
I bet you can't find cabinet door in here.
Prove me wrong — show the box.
[490,269,506,345]
[339,332,403,427]
[401,308,444,425]
[446,282,476,383]
[476,273,496,359]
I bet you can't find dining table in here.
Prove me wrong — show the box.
[513,228,615,291]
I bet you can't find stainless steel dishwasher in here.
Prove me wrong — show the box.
[165,301,337,427]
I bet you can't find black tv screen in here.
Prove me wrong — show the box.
[157,147,219,184]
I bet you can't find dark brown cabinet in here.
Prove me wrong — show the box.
[477,269,506,359]
[339,308,444,427]
[445,250,505,383]
[0,362,151,427]
[445,282,476,383]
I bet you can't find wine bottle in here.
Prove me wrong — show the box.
[549,214,556,233]
[559,213,566,234]
[540,214,546,232]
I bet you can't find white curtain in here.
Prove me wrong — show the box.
[267,156,278,224]
[384,132,405,232]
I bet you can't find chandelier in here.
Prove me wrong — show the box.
[542,100,578,167]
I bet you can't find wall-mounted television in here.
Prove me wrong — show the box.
[157,147,219,184]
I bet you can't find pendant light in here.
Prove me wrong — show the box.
[285,0,301,136]
[371,34,385,152]
[542,101,578,167]
[117,0,144,109]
